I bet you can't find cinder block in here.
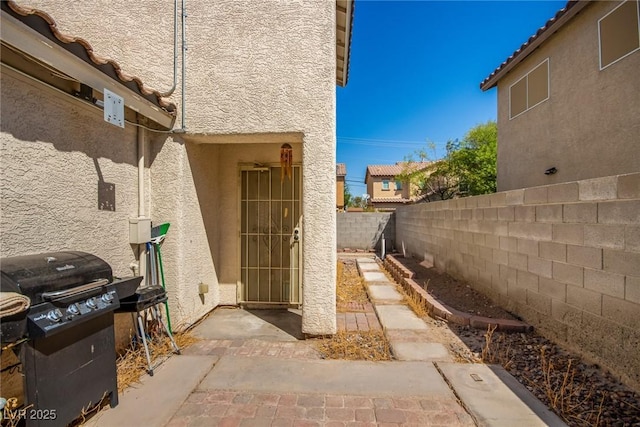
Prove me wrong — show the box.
[517,269,539,290]
[603,249,640,276]
[505,189,524,206]
[528,256,552,278]
[539,277,567,301]
[553,262,584,286]
[507,283,527,303]
[483,208,497,221]
[551,300,582,326]
[472,208,484,221]
[566,284,602,315]
[539,241,567,262]
[598,200,640,224]
[484,234,500,249]
[508,252,528,271]
[517,238,539,256]
[473,233,485,246]
[626,276,640,304]
[489,192,507,207]
[514,205,536,222]
[602,295,640,329]
[508,222,552,241]
[553,223,584,245]
[497,206,515,221]
[547,182,579,203]
[536,205,563,223]
[584,224,625,250]
[492,249,509,265]
[477,195,491,208]
[526,290,551,315]
[617,173,640,199]
[524,186,548,205]
[465,198,478,208]
[563,203,597,223]
[584,268,625,299]
[499,236,517,252]
[578,176,618,201]
[567,245,603,269]
[626,226,640,253]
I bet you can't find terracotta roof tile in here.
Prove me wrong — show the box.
[336,163,347,176]
[4,1,177,115]
[366,162,431,178]
[371,197,411,203]
[480,1,588,90]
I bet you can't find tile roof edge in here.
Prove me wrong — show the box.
[480,0,590,91]
[4,0,177,115]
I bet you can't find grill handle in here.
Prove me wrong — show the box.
[41,279,109,301]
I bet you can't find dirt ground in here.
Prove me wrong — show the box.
[394,255,517,319]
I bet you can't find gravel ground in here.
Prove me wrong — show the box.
[391,255,640,427]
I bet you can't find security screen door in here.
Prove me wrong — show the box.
[240,166,301,304]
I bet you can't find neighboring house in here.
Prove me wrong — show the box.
[336,163,347,211]
[481,0,640,191]
[0,0,354,336]
[364,162,430,210]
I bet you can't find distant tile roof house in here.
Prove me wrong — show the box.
[481,0,640,191]
[336,163,347,210]
[365,162,431,210]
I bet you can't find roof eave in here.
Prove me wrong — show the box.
[480,1,590,91]
[1,10,176,129]
[336,0,354,87]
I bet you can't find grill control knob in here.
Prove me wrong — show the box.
[86,297,97,309]
[47,309,63,322]
[101,293,114,304]
[66,303,80,316]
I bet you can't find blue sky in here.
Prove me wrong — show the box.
[337,0,566,197]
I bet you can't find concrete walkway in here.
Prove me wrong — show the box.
[86,254,565,427]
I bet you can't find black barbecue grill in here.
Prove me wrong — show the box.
[0,251,142,427]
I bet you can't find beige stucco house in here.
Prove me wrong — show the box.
[336,163,347,211]
[481,0,640,191]
[0,0,354,336]
[365,162,430,210]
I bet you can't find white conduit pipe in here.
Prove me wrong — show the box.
[138,123,147,280]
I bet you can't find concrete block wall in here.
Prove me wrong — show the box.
[337,213,395,251]
[395,173,640,390]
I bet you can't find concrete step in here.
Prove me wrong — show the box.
[198,355,455,398]
[85,355,216,427]
[437,363,567,427]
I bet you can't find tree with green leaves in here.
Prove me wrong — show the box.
[398,121,497,201]
[343,182,353,208]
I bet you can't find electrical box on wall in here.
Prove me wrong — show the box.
[129,218,151,244]
[104,89,124,128]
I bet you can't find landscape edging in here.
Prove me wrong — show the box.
[383,255,533,333]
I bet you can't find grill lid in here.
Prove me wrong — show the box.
[0,251,113,304]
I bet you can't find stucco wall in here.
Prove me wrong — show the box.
[16,0,337,334]
[0,69,141,345]
[395,173,640,389]
[368,176,408,199]
[337,212,395,251]
[495,1,640,191]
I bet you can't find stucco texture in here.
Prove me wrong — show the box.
[12,0,338,334]
[496,1,640,191]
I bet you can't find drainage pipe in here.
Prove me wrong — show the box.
[179,0,187,131]
[157,0,179,97]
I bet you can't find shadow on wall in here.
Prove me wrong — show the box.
[184,140,222,284]
[0,73,165,167]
